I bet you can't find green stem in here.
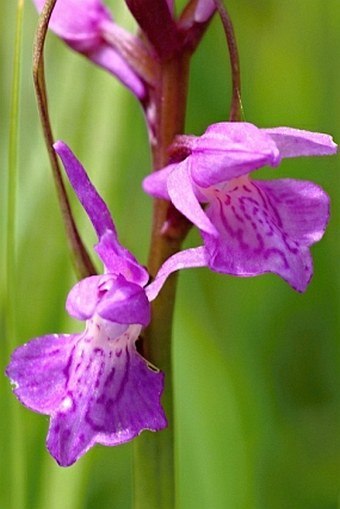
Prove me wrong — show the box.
[5,1,26,508]
[133,55,190,509]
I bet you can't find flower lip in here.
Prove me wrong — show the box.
[6,320,167,466]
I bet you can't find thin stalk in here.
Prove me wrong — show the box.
[33,0,96,279]
[5,1,26,508]
[214,0,242,121]
[133,54,191,509]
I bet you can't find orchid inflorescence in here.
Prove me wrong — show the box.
[6,0,337,468]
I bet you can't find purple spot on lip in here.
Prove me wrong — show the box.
[264,248,290,269]
[115,349,122,357]
[231,205,244,223]
[105,398,114,412]
[94,360,106,389]
[104,367,116,388]
[224,194,231,206]
[63,344,76,379]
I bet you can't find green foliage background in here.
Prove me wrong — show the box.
[1,1,340,508]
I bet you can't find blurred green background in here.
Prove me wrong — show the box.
[1,1,340,508]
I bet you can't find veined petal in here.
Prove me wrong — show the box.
[97,275,151,326]
[146,246,208,301]
[46,321,166,466]
[190,122,281,187]
[167,160,218,235]
[202,177,329,292]
[6,334,78,413]
[95,230,149,286]
[263,127,338,158]
[254,179,330,245]
[54,141,116,238]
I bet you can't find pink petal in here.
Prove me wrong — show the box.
[97,275,151,326]
[142,164,174,200]
[95,230,149,286]
[46,322,166,466]
[33,0,112,51]
[7,321,166,467]
[167,160,218,235]
[54,141,116,238]
[146,246,208,301]
[263,127,337,158]
[66,275,108,320]
[202,177,329,292]
[33,0,146,98]
[6,334,78,413]
[190,122,281,187]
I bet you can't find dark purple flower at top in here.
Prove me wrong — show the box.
[33,0,148,99]
[6,142,166,466]
[144,122,337,292]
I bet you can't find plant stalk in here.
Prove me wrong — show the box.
[33,0,96,279]
[133,54,191,509]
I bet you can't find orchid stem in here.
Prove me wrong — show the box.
[133,55,191,509]
[33,0,96,279]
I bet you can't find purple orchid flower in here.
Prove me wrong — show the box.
[6,142,166,467]
[143,122,337,292]
[33,0,148,99]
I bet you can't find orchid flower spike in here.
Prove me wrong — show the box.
[144,122,337,292]
[6,142,166,466]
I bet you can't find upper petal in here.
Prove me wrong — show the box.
[202,177,330,292]
[190,122,281,187]
[54,141,116,239]
[263,127,337,158]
